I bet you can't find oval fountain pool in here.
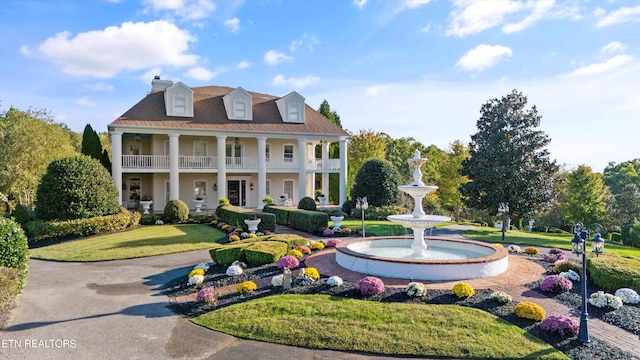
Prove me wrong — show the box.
[335,236,509,281]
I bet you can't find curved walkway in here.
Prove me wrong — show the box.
[1,226,638,359]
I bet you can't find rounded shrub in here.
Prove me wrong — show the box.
[489,291,512,304]
[514,301,546,321]
[350,159,401,207]
[452,282,475,298]
[357,276,385,296]
[276,255,300,269]
[540,275,573,293]
[163,199,189,223]
[237,281,258,294]
[295,246,311,255]
[35,155,120,221]
[553,260,582,275]
[10,204,33,227]
[541,314,579,337]
[0,217,29,289]
[524,247,540,255]
[188,269,205,278]
[297,196,317,211]
[325,238,341,247]
[309,241,325,250]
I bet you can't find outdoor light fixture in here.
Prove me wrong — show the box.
[571,222,605,343]
[356,197,368,238]
[135,133,141,142]
[498,202,509,243]
[234,137,240,145]
[213,183,218,192]
[250,183,254,191]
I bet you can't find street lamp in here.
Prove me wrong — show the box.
[498,202,509,243]
[356,197,368,238]
[571,222,605,343]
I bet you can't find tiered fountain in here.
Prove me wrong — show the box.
[335,150,508,281]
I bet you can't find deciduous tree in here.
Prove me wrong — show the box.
[347,129,388,196]
[558,165,609,227]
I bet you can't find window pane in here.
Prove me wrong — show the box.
[284,145,293,162]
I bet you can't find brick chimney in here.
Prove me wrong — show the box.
[150,75,173,93]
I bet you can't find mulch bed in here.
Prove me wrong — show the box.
[164,253,639,360]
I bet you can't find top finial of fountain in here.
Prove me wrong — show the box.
[408,149,427,186]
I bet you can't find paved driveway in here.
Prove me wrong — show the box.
[1,249,433,360]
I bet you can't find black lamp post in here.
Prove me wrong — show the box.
[356,197,368,238]
[498,202,509,243]
[571,222,605,343]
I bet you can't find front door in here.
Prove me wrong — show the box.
[128,177,141,209]
[227,180,247,206]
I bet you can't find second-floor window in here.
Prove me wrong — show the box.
[265,144,270,162]
[174,96,186,115]
[284,144,294,163]
[194,141,207,156]
[288,103,299,122]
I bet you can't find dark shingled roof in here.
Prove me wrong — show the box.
[110,85,349,136]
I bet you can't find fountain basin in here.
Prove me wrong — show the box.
[335,236,509,281]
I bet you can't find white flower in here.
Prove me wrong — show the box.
[240,232,249,239]
[589,291,624,309]
[194,263,210,272]
[231,260,247,268]
[489,291,512,304]
[507,245,521,254]
[187,275,204,286]
[615,288,640,304]
[406,282,426,297]
[271,274,284,287]
[155,219,164,225]
[559,270,580,282]
[226,265,243,276]
[327,276,343,287]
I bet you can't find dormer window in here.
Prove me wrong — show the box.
[234,100,246,119]
[288,103,299,122]
[174,96,186,115]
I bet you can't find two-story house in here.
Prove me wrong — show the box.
[108,76,350,212]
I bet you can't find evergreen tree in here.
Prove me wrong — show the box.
[461,90,558,221]
[81,124,103,160]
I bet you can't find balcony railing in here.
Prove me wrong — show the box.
[121,155,338,171]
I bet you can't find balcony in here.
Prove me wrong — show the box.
[121,155,340,172]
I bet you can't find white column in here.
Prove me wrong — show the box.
[322,141,330,199]
[169,133,180,201]
[257,137,267,210]
[216,135,227,205]
[297,138,307,202]
[111,131,123,205]
[339,139,348,206]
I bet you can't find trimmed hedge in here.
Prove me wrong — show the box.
[0,266,22,312]
[163,199,189,223]
[25,208,141,242]
[0,218,29,293]
[216,205,276,232]
[587,252,640,293]
[262,205,295,226]
[214,243,251,266]
[290,210,328,233]
[267,234,309,251]
[244,241,288,267]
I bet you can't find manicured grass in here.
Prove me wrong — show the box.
[341,219,456,236]
[463,227,640,258]
[192,294,566,359]
[29,224,226,261]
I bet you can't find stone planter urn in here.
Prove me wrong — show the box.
[140,200,153,215]
[318,195,328,208]
[194,199,205,213]
[278,196,287,206]
[330,215,344,232]
[244,218,262,234]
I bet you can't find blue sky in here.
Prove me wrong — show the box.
[1,0,639,172]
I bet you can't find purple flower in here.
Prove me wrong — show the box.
[540,275,573,293]
[325,238,341,247]
[322,228,334,236]
[196,286,217,305]
[357,276,385,296]
[276,255,300,269]
[541,314,579,336]
[548,248,565,255]
[543,251,568,263]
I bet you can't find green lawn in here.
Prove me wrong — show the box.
[192,294,566,359]
[463,227,640,258]
[29,224,226,261]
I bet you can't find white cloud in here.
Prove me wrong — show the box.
[600,41,627,54]
[264,50,293,66]
[353,0,368,9]
[289,34,320,52]
[456,44,512,72]
[140,68,163,83]
[365,85,388,96]
[225,17,240,33]
[446,0,523,37]
[502,0,555,34]
[76,97,95,106]
[236,60,252,69]
[272,74,320,89]
[34,20,198,78]
[143,0,216,21]
[420,23,432,33]
[596,5,640,28]
[184,66,223,81]
[84,82,114,92]
[568,55,632,76]
[399,0,432,10]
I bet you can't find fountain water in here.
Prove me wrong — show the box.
[335,150,508,281]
